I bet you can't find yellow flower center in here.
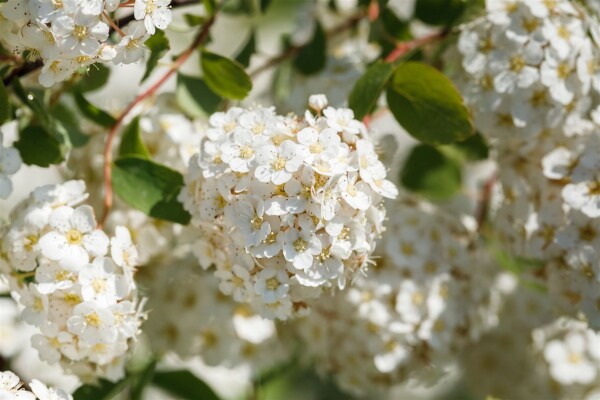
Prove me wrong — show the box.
[557,63,571,80]
[309,142,323,154]
[266,277,279,290]
[251,216,263,230]
[73,25,88,41]
[92,279,106,293]
[509,55,525,73]
[271,156,286,171]
[66,230,83,245]
[239,145,254,160]
[293,238,307,252]
[85,312,101,327]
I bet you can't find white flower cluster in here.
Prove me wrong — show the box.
[0,181,144,382]
[460,278,600,400]
[181,95,398,320]
[1,370,72,400]
[0,0,172,87]
[0,132,22,200]
[453,0,600,330]
[455,0,600,142]
[141,256,290,371]
[293,198,497,396]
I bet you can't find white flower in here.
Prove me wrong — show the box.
[30,379,72,400]
[79,257,127,307]
[52,14,108,56]
[134,0,171,35]
[254,140,305,185]
[20,284,49,326]
[114,21,149,64]
[254,268,289,304]
[544,331,598,385]
[0,139,22,199]
[67,301,117,345]
[110,226,138,269]
[215,264,252,302]
[0,371,35,400]
[282,228,321,270]
[323,106,363,140]
[38,205,109,270]
[308,94,328,111]
[490,39,543,93]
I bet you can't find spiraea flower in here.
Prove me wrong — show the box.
[0,181,144,383]
[453,0,600,143]
[0,132,22,200]
[180,96,398,320]
[292,197,498,396]
[0,0,173,87]
[0,370,72,400]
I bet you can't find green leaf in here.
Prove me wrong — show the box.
[448,132,489,161]
[414,0,466,26]
[348,61,395,120]
[260,0,272,12]
[0,80,9,124]
[130,361,157,400]
[73,91,116,128]
[221,0,255,14]
[386,62,474,145]
[118,116,150,159]
[203,0,216,15]
[50,103,89,147]
[11,80,48,123]
[152,370,220,400]
[112,157,191,224]
[176,73,222,118]
[142,30,170,83]
[400,144,462,200]
[73,64,110,93]
[380,8,411,40]
[184,13,207,26]
[293,21,326,75]
[201,50,252,100]
[14,125,65,167]
[73,378,130,400]
[235,31,256,68]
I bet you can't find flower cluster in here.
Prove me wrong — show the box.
[0,0,172,87]
[0,132,22,200]
[0,181,144,382]
[461,281,600,400]
[1,370,72,400]
[180,95,398,320]
[293,197,498,396]
[454,0,600,142]
[141,255,290,371]
[453,0,600,330]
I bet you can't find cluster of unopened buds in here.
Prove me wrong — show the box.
[1,370,72,400]
[180,95,398,320]
[0,180,144,382]
[0,0,172,86]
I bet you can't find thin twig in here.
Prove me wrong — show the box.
[384,28,450,63]
[249,10,366,78]
[98,13,217,227]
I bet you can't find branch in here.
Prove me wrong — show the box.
[384,28,450,63]
[98,12,217,227]
[2,0,199,86]
[249,10,366,78]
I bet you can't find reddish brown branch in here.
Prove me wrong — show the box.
[97,13,217,227]
[384,28,450,63]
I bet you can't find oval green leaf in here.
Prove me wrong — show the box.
[386,61,474,145]
[348,60,395,120]
[112,157,191,224]
[201,50,252,100]
[400,143,462,200]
